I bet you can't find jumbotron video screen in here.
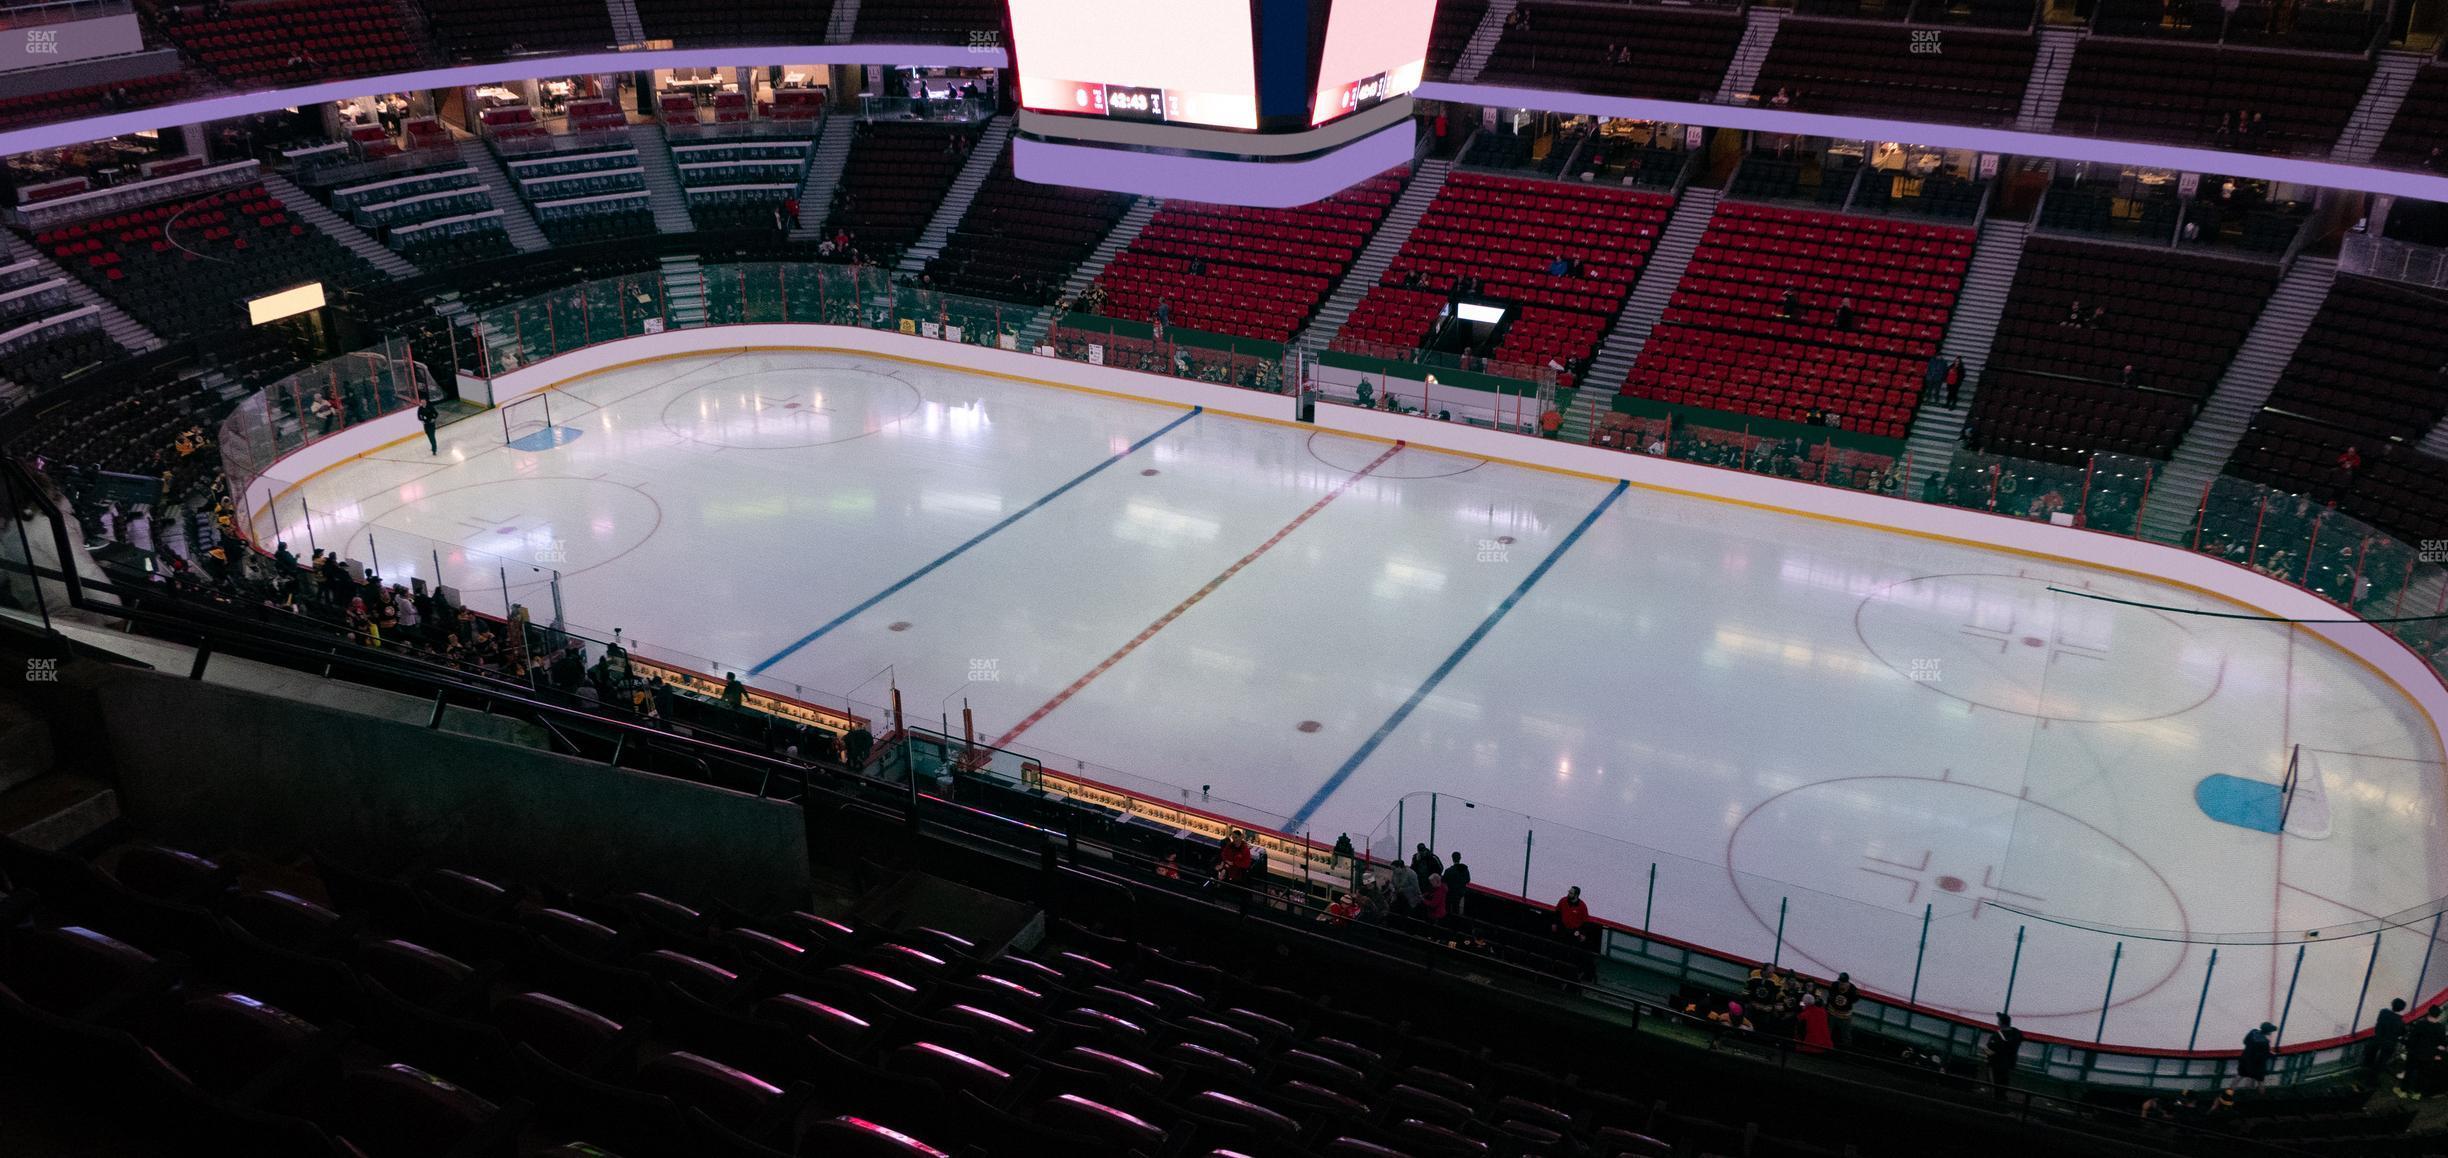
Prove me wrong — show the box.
[1006,0,1438,133]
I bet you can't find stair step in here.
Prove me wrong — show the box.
[262,170,422,279]
[455,141,551,253]
[1291,159,1454,353]
[2136,256,2339,540]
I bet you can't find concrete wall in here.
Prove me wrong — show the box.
[85,664,808,911]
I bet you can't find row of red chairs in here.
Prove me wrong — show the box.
[1620,202,1975,429]
[1334,175,1679,376]
[1090,171,1406,342]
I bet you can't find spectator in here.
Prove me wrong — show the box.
[1923,353,1947,402]
[1355,872,1391,923]
[1553,885,1591,945]
[1831,297,1855,331]
[2370,998,2408,1076]
[720,672,746,708]
[1982,1013,2023,1096]
[1828,972,1859,1046]
[1389,857,1423,914]
[1797,994,1833,1054]
[2062,299,2085,327]
[1945,357,1965,407]
[2237,1021,2275,1088]
[1322,892,1358,926]
[1409,843,1440,885]
[1420,873,1447,921]
[1776,287,1800,319]
[2118,363,2137,387]
[2403,1006,2447,1099]
[1443,851,1471,919]
[2089,303,2110,329]
[844,723,874,767]
[1218,829,1253,883]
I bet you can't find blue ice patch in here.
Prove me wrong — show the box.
[2195,773,2283,833]
[509,426,583,452]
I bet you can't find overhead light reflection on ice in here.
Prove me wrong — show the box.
[1116,501,1218,545]
[1373,559,1446,598]
[920,489,1005,519]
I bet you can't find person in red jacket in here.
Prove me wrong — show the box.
[1553,885,1590,945]
[1218,830,1253,883]
[1797,994,1835,1054]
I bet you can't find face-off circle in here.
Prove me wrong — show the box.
[349,476,661,591]
[1304,433,1487,479]
[1854,573,2227,722]
[1727,775,2191,1021]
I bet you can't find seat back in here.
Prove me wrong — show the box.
[494,991,623,1069]
[339,1062,500,1158]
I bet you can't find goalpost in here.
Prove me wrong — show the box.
[501,393,555,447]
[2276,744,2332,839]
[2277,744,2302,831]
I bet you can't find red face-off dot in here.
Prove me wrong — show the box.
[1141,469,1160,476]
[888,622,912,632]
[1297,720,1322,733]
[2021,636,2046,648]
[1937,875,1967,893]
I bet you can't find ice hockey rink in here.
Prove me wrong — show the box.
[270,348,2448,1051]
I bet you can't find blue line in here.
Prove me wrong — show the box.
[749,407,1202,675]
[1287,480,1628,831]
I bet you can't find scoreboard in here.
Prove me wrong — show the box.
[1006,0,1437,134]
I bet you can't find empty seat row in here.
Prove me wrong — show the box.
[1620,201,1977,437]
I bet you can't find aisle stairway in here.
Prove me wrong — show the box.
[789,121,857,242]
[262,170,421,279]
[1450,0,1517,83]
[455,141,549,253]
[1900,218,2029,475]
[628,123,696,235]
[1290,158,1452,353]
[2421,412,2448,459]
[897,116,1014,274]
[2335,50,2430,165]
[15,244,162,354]
[824,0,860,43]
[1715,9,1784,104]
[2015,27,2080,133]
[2137,255,2339,543]
[1015,198,1157,350]
[1559,188,1719,443]
[603,0,643,43]
[660,255,706,328]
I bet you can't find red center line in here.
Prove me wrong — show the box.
[989,440,1408,750]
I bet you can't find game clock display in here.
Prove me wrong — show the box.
[1058,82,1170,123]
